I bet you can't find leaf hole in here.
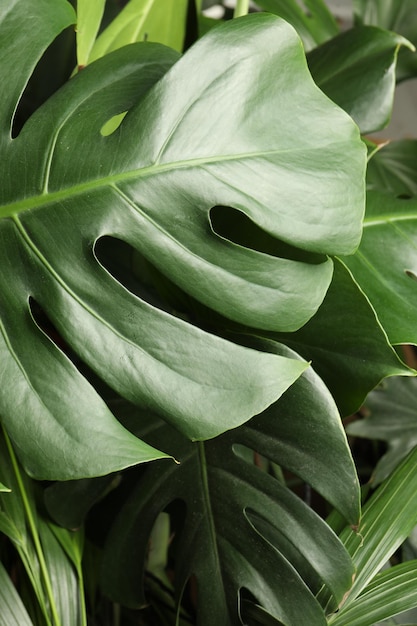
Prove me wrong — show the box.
[28,297,72,354]
[209,205,325,264]
[100,111,127,136]
[12,27,76,138]
[94,236,222,334]
[397,193,412,200]
[94,236,177,314]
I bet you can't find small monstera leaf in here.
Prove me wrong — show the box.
[101,345,360,626]
[0,0,365,478]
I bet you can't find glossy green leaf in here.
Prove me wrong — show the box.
[354,0,417,82]
[75,0,106,68]
[0,561,34,626]
[255,0,339,51]
[347,377,417,485]
[89,0,188,61]
[329,560,417,626]
[367,140,417,197]
[343,190,417,346]
[337,446,417,612]
[101,344,359,624]
[0,4,366,477]
[308,26,413,134]
[274,260,410,416]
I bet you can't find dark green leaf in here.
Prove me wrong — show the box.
[367,140,417,197]
[354,0,417,82]
[274,260,410,416]
[101,346,359,625]
[347,377,417,485]
[308,26,413,133]
[0,4,366,477]
[343,190,417,346]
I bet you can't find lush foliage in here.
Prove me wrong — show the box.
[2,0,417,624]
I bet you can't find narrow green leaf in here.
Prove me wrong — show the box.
[330,561,417,626]
[76,0,106,68]
[343,190,417,346]
[338,446,417,609]
[308,26,413,134]
[39,520,83,626]
[0,561,34,626]
[89,0,188,61]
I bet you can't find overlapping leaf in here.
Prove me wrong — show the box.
[367,139,417,197]
[100,344,360,626]
[0,1,366,478]
[343,191,417,345]
[274,260,410,416]
[331,446,417,624]
[88,0,189,62]
[307,27,413,134]
[354,0,417,82]
[347,377,417,485]
[255,0,339,51]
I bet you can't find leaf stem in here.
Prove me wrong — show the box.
[2,427,61,626]
[233,0,249,18]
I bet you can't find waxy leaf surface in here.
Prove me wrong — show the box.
[0,1,365,478]
[343,191,417,345]
[101,346,359,625]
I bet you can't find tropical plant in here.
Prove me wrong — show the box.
[2,0,417,625]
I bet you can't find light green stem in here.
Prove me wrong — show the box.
[234,0,250,18]
[3,427,61,626]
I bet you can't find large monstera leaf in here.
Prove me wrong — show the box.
[0,0,365,479]
[100,344,360,626]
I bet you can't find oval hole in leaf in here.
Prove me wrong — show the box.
[12,26,76,138]
[29,296,73,355]
[100,111,127,137]
[94,236,177,313]
[94,236,210,329]
[209,205,326,264]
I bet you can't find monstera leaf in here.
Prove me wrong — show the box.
[0,0,365,479]
[343,190,417,346]
[275,260,410,417]
[101,344,360,626]
[354,0,417,82]
[307,26,413,134]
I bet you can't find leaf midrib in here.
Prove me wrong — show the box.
[0,144,334,219]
